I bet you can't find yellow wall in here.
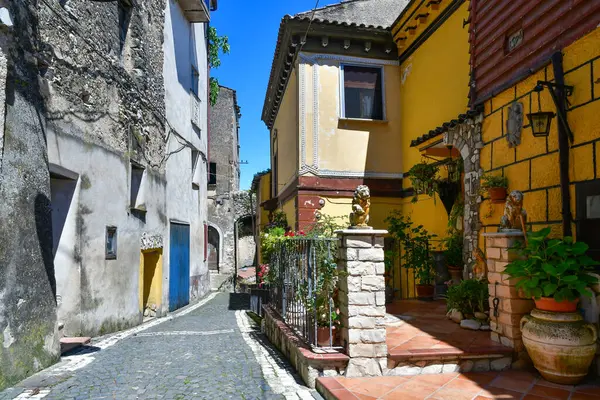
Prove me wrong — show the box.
[273,69,299,196]
[479,26,600,247]
[139,250,163,312]
[257,172,272,230]
[319,196,403,231]
[393,2,471,242]
[304,61,403,174]
[282,196,297,231]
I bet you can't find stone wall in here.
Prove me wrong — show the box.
[0,1,60,389]
[337,230,388,377]
[208,86,241,275]
[443,114,484,276]
[262,306,348,388]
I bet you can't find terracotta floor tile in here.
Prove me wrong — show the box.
[355,394,379,400]
[393,379,440,397]
[570,392,600,400]
[522,395,552,400]
[429,388,482,400]
[575,385,600,396]
[443,377,486,393]
[479,387,528,399]
[410,373,458,386]
[458,372,499,386]
[527,384,571,399]
[381,388,431,400]
[365,376,411,388]
[344,378,379,390]
[535,379,574,391]
[352,382,396,398]
[395,336,440,350]
[318,377,346,391]
[328,388,359,400]
[488,376,535,393]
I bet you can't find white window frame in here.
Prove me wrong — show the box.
[339,63,386,121]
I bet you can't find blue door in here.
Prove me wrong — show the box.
[169,223,190,311]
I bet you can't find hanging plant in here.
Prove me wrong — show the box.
[408,162,439,201]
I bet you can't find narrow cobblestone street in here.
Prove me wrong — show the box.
[0,294,318,400]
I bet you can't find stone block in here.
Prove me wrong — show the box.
[491,357,513,371]
[345,261,376,276]
[388,365,422,376]
[459,360,474,372]
[348,316,376,329]
[473,359,491,372]
[489,284,519,299]
[500,336,515,348]
[442,364,460,373]
[340,275,362,292]
[345,357,385,377]
[339,248,358,261]
[422,364,443,374]
[362,276,385,291]
[499,312,526,328]
[486,247,501,260]
[491,332,500,343]
[345,236,373,248]
[348,292,376,306]
[374,237,384,248]
[357,248,385,262]
[490,321,502,334]
[494,261,510,273]
[348,343,387,358]
[374,262,385,275]
[500,248,521,262]
[502,299,534,314]
[348,328,386,344]
[349,305,386,317]
[375,292,385,306]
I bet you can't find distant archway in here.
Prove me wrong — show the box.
[207,224,221,272]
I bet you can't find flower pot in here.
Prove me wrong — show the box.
[447,266,462,285]
[317,326,337,347]
[534,297,579,312]
[521,309,597,384]
[416,284,434,300]
[488,187,507,204]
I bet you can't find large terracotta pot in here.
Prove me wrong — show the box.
[317,326,337,347]
[520,309,597,384]
[488,187,507,204]
[416,284,434,300]
[534,297,579,312]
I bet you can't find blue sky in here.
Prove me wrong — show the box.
[210,0,340,190]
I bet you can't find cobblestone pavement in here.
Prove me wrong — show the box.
[0,293,319,400]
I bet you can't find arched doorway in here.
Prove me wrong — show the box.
[207,225,220,272]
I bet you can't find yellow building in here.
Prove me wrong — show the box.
[261,0,410,233]
[469,1,600,261]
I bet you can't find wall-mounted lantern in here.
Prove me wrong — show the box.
[526,111,555,137]
[529,80,574,141]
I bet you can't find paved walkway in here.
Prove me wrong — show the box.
[317,370,600,399]
[0,293,319,400]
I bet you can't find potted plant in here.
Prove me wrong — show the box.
[504,228,598,384]
[385,212,437,300]
[408,162,439,199]
[443,232,464,284]
[481,173,508,204]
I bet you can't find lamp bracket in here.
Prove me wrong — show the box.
[536,80,574,97]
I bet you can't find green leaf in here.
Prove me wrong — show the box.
[531,287,543,299]
[572,242,589,255]
[525,277,540,288]
[542,283,558,297]
[542,263,558,277]
[562,275,578,283]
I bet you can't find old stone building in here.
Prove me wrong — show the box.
[0,1,60,389]
[207,86,242,289]
[0,0,215,387]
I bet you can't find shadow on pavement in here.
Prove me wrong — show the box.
[228,292,251,310]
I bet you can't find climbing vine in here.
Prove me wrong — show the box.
[208,26,230,106]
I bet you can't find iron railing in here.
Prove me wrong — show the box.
[268,237,338,348]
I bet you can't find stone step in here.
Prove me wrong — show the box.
[210,272,233,292]
[60,337,91,354]
[386,346,514,376]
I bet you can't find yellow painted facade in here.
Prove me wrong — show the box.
[139,249,163,313]
[319,196,404,231]
[282,196,297,230]
[272,69,299,196]
[478,26,600,248]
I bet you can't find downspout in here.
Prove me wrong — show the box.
[551,52,572,237]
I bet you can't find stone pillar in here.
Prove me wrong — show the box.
[484,232,534,358]
[337,229,388,377]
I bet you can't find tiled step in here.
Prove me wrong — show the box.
[60,337,91,354]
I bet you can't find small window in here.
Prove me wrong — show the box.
[130,163,145,208]
[341,65,384,120]
[191,66,199,96]
[192,149,200,190]
[208,162,217,185]
[118,0,132,57]
[106,226,117,260]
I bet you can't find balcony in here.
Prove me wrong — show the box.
[190,92,202,129]
[177,0,217,23]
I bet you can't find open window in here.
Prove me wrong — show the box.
[208,162,217,186]
[341,65,384,120]
[130,162,147,211]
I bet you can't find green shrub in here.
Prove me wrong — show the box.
[445,279,489,315]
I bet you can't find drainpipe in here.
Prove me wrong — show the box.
[551,52,572,237]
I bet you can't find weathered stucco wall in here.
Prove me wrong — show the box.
[164,0,210,304]
[39,0,169,336]
[0,1,60,389]
[272,69,298,196]
[479,26,600,246]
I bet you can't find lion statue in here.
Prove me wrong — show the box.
[349,185,371,228]
[499,190,527,232]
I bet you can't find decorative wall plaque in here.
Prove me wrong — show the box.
[506,102,523,148]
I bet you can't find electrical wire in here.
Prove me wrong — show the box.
[299,0,320,51]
